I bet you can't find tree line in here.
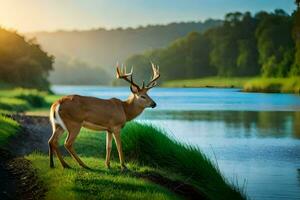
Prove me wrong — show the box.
[125,8,300,83]
[0,7,299,90]
[0,28,53,90]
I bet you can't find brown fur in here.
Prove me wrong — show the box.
[48,90,156,170]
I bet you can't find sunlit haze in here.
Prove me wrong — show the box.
[0,0,295,32]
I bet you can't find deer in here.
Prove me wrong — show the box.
[48,63,160,170]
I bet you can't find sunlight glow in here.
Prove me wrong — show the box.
[0,0,295,33]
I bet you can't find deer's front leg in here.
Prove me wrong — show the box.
[113,130,126,170]
[105,131,113,168]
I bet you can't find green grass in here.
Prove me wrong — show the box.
[0,86,61,115]
[24,94,62,116]
[163,77,254,88]
[27,122,245,200]
[0,114,20,146]
[0,88,53,113]
[27,153,179,200]
[121,123,245,200]
[243,77,300,93]
[0,97,30,112]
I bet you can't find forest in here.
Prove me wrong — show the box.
[125,9,300,83]
[0,8,299,89]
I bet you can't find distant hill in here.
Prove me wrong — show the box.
[25,19,222,84]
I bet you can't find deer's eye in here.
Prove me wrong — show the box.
[140,96,146,99]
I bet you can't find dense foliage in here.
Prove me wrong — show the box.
[0,28,53,90]
[125,8,299,82]
[255,10,294,77]
[291,5,300,75]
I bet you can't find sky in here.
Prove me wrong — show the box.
[0,0,296,33]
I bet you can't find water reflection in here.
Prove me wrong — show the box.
[141,110,300,139]
[298,169,300,187]
[138,110,300,200]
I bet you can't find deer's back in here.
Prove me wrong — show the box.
[54,95,126,128]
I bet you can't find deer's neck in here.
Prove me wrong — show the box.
[123,96,145,121]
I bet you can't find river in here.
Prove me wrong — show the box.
[52,86,300,200]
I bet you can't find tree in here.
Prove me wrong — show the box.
[290,3,300,75]
[296,0,300,9]
[0,28,53,90]
[208,12,259,76]
[255,9,294,77]
[123,9,295,82]
[125,32,215,82]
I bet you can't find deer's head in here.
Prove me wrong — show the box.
[116,63,160,109]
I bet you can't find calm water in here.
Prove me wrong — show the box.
[52,86,300,200]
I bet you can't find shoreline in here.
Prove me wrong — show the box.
[162,76,300,94]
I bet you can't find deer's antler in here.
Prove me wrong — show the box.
[145,62,160,89]
[116,63,140,90]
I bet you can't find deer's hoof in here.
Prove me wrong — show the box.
[121,164,128,172]
[105,162,111,169]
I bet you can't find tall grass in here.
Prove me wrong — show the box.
[0,115,20,146]
[121,122,245,200]
[244,77,300,93]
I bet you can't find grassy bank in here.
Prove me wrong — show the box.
[0,88,60,114]
[243,77,300,93]
[27,122,245,200]
[0,115,20,146]
[163,76,300,93]
[163,77,253,88]
[0,88,47,113]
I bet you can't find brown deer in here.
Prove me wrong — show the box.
[48,63,160,170]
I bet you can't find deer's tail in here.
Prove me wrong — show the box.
[49,103,67,132]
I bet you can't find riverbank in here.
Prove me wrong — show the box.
[0,113,246,200]
[163,76,300,94]
[163,77,252,88]
[243,77,300,93]
[0,85,246,199]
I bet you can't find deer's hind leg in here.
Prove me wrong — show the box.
[64,122,89,169]
[105,131,113,168]
[113,129,126,170]
[48,125,70,168]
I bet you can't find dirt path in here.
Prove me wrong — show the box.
[8,115,51,156]
[0,149,20,200]
[1,114,206,200]
[0,114,49,200]
[0,148,45,200]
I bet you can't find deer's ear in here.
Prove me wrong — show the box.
[130,85,139,94]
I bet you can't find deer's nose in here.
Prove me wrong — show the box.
[151,102,157,108]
